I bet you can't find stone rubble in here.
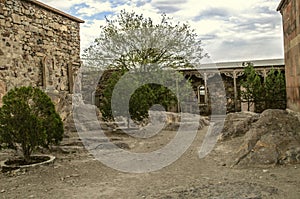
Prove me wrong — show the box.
[223,109,300,167]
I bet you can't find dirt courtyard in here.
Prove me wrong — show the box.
[1,126,300,199]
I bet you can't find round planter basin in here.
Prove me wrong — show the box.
[1,154,55,172]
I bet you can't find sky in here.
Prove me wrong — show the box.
[39,0,284,63]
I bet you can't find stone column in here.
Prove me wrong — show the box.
[263,68,267,82]
[224,70,244,112]
[176,76,180,112]
[234,71,244,111]
[257,69,269,83]
[233,71,238,111]
[204,73,208,104]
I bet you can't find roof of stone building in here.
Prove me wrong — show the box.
[179,58,285,71]
[277,0,288,11]
[25,0,84,23]
[211,58,284,69]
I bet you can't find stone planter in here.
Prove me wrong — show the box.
[0,155,55,172]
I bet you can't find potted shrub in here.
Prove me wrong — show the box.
[0,86,63,166]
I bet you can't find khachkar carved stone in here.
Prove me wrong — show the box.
[0,81,6,107]
[72,68,84,106]
[42,55,55,91]
[68,63,74,94]
[68,62,81,94]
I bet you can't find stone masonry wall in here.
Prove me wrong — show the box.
[279,0,300,112]
[0,0,83,123]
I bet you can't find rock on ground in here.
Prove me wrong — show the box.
[219,111,259,141]
[231,109,300,167]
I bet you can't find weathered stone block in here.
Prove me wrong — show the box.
[47,30,53,37]
[11,13,21,24]
[0,5,3,15]
[60,25,68,32]
[5,20,11,27]
[24,9,30,15]
[1,31,10,37]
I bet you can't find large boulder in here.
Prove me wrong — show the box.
[232,109,300,167]
[219,111,259,141]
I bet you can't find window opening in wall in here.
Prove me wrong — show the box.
[197,85,206,104]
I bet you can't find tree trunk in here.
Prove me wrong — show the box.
[22,143,31,163]
[247,100,250,111]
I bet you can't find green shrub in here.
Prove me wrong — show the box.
[0,86,63,162]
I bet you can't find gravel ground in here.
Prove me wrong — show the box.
[0,126,300,199]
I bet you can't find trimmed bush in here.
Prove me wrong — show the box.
[0,86,63,162]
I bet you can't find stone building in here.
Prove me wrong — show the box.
[277,0,300,112]
[181,58,285,114]
[0,0,84,122]
[93,58,285,115]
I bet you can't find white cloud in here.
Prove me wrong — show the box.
[38,0,83,10]
[38,0,284,62]
[77,1,113,17]
[80,19,106,53]
[168,0,284,61]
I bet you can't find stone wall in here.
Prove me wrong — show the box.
[278,0,300,112]
[188,73,238,115]
[0,0,83,123]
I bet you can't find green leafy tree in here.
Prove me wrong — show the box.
[83,10,207,70]
[264,68,286,109]
[100,69,181,122]
[0,86,64,162]
[240,62,264,112]
[83,10,204,121]
[240,64,286,112]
